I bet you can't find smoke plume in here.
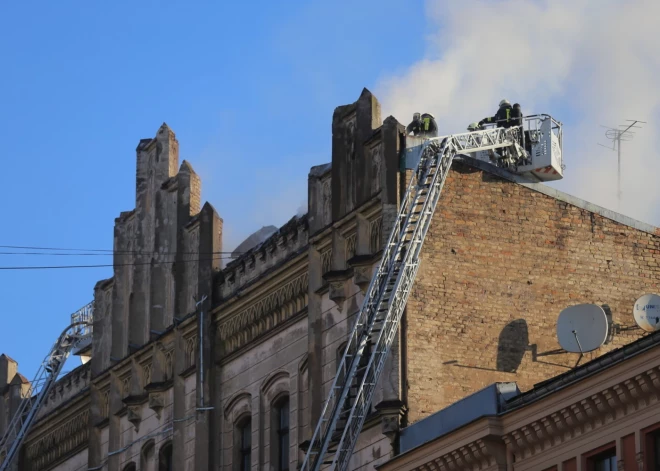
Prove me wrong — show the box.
[376,0,660,225]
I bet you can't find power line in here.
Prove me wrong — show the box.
[0,251,236,257]
[0,245,242,256]
[0,255,233,271]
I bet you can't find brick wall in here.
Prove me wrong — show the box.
[405,161,660,423]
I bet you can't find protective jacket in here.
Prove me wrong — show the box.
[480,103,514,128]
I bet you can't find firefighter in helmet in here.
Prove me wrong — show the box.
[479,99,515,129]
[407,112,439,138]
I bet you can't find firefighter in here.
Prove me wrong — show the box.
[467,122,483,132]
[406,113,422,136]
[420,113,438,137]
[479,99,515,129]
[511,103,523,126]
[406,112,439,138]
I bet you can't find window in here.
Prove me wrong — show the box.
[236,418,252,471]
[159,442,173,471]
[273,397,290,471]
[648,429,660,471]
[588,449,616,471]
[141,440,155,471]
[654,431,660,471]
[123,464,136,471]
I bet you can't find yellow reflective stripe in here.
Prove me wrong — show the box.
[424,118,430,130]
[506,109,510,121]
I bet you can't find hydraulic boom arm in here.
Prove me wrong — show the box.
[301,125,527,471]
[0,314,92,471]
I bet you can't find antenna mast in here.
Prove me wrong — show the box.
[598,120,646,208]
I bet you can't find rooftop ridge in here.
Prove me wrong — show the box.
[455,156,660,237]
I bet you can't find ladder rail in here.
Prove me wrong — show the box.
[300,138,445,471]
[333,141,454,471]
[302,138,450,471]
[0,321,91,471]
[301,139,434,471]
[301,126,524,471]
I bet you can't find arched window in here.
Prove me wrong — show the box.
[122,463,136,471]
[235,417,252,471]
[141,440,156,471]
[159,442,173,471]
[272,396,290,471]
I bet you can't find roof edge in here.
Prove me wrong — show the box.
[454,156,659,237]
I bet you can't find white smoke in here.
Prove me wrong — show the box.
[377,0,660,225]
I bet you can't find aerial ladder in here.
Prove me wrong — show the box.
[301,115,563,471]
[0,305,93,471]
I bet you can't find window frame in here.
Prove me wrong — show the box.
[272,395,290,471]
[643,422,660,471]
[234,415,252,471]
[584,443,617,471]
[158,441,173,471]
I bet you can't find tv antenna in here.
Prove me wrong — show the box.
[598,120,646,208]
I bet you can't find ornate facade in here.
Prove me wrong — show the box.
[1,88,659,471]
[378,331,660,471]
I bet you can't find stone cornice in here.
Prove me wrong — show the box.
[214,215,309,300]
[378,417,505,471]
[212,254,308,321]
[502,347,660,430]
[502,364,660,461]
[216,268,309,356]
[24,395,91,471]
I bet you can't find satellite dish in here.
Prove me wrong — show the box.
[633,294,660,332]
[557,304,608,353]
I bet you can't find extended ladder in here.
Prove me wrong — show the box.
[0,310,92,471]
[301,125,527,471]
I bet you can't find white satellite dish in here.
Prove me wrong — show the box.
[633,294,660,332]
[557,304,608,353]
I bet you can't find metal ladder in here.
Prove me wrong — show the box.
[300,125,525,471]
[0,318,92,471]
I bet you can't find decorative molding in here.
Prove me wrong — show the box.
[148,392,165,420]
[217,271,308,355]
[406,437,504,471]
[370,216,382,253]
[25,410,89,471]
[127,405,142,433]
[142,362,152,387]
[165,350,174,380]
[102,389,110,419]
[121,375,131,399]
[321,248,332,275]
[346,232,357,260]
[184,335,198,369]
[503,365,660,462]
[223,392,252,424]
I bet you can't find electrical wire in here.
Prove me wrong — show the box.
[0,256,234,270]
[0,244,244,256]
[0,251,237,257]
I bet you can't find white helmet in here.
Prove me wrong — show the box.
[467,122,480,131]
[499,99,510,107]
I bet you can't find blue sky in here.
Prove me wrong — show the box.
[3,0,660,383]
[0,1,427,381]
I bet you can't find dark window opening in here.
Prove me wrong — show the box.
[588,448,616,471]
[159,442,173,471]
[274,397,290,471]
[238,418,252,471]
